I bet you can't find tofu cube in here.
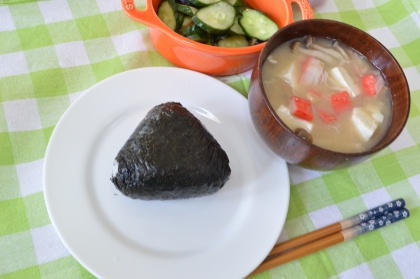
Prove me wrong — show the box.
[280,62,296,87]
[351,107,383,141]
[276,105,313,132]
[329,67,361,97]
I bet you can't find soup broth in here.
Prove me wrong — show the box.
[262,36,392,153]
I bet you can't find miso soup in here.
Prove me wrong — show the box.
[262,36,392,153]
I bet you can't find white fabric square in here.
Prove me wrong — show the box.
[68,90,85,104]
[411,12,420,29]
[31,224,70,264]
[403,67,420,91]
[0,6,16,32]
[289,164,321,185]
[111,30,147,56]
[369,27,400,49]
[38,0,73,24]
[0,52,29,78]
[361,188,392,210]
[241,69,252,79]
[309,0,338,13]
[276,228,289,244]
[54,41,90,68]
[309,205,342,229]
[16,159,44,197]
[96,0,123,13]
[352,0,376,10]
[389,128,416,152]
[408,174,420,199]
[339,263,374,279]
[392,243,420,279]
[3,99,42,132]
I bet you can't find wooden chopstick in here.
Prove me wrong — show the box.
[249,208,409,277]
[267,198,405,258]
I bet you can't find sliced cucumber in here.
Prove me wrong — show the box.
[175,0,195,5]
[178,24,209,43]
[226,0,246,6]
[181,15,194,28]
[158,0,182,31]
[190,0,219,7]
[178,12,185,27]
[218,35,249,47]
[177,4,198,16]
[239,9,278,41]
[234,6,246,15]
[208,34,229,46]
[229,16,245,35]
[249,37,262,46]
[192,1,236,34]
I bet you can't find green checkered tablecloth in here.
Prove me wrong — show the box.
[1,0,419,278]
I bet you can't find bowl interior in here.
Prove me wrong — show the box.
[143,0,295,54]
[258,19,410,155]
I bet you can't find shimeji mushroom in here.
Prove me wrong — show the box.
[303,35,348,65]
[332,40,350,61]
[291,40,337,66]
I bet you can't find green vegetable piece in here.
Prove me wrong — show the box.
[179,24,209,43]
[158,0,183,31]
[238,8,278,41]
[192,0,236,34]
[177,4,199,16]
[218,35,249,47]
[226,0,246,6]
[181,15,194,28]
[229,16,245,35]
[189,0,219,7]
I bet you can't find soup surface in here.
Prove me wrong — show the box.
[262,36,392,153]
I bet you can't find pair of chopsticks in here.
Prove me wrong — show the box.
[249,198,409,276]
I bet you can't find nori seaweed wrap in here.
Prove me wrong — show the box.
[110,102,231,200]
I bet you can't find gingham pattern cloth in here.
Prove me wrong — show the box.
[0,0,419,278]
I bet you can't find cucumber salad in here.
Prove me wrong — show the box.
[157,0,279,47]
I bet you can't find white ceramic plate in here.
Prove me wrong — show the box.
[43,67,289,279]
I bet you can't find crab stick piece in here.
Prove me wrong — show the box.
[290,96,314,121]
[362,74,377,96]
[317,109,337,124]
[299,57,326,86]
[329,91,353,113]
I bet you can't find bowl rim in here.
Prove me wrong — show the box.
[257,18,411,157]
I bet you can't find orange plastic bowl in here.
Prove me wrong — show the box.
[121,0,313,76]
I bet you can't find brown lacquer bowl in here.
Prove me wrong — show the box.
[248,19,410,170]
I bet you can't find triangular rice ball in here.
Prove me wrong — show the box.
[111,102,231,200]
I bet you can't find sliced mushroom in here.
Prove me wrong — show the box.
[292,41,337,66]
[332,40,350,61]
[295,128,313,144]
[291,41,301,53]
[311,42,346,62]
[304,35,313,48]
